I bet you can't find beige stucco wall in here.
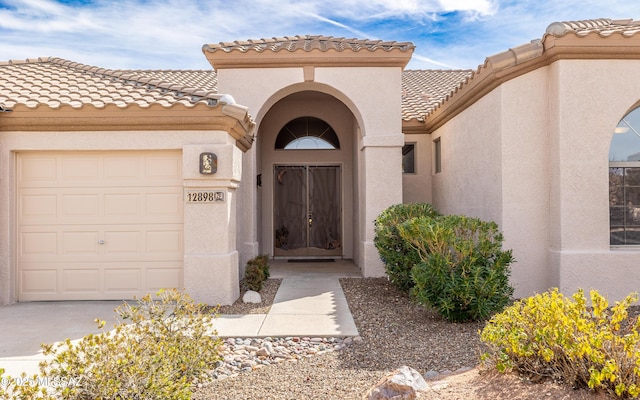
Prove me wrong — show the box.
[0,129,239,305]
[432,87,503,222]
[499,68,552,297]
[548,59,640,301]
[217,66,405,276]
[402,133,433,203]
[431,69,552,298]
[432,59,640,301]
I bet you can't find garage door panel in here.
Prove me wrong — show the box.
[63,231,100,254]
[105,269,141,292]
[20,194,57,219]
[104,231,141,253]
[18,151,182,188]
[63,269,100,292]
[21,270,57,294]
[21,232,57,255]
[63,194,100,217]
[61,157,99,181]
[104,193,140,216]
[19,188,183,226]
[20,225,183,262]
[20,262,182,300]
[19,157,57,183]
[104,157,141,181]
[18,151,184,301]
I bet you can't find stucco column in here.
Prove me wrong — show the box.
[358,135,404,276]
[183,143,242,305]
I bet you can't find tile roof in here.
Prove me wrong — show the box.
[421,18,640,132]
[0,56,468,125]
[0,57,221,110]
[545,18,640,37]
[402,69,473,122]
[203,35,415,54]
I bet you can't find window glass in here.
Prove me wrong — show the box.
[610,107,640,245]
[434,138,441,174]
[402,144,415,173]
[275,117,339,150]
[610,108,640,161]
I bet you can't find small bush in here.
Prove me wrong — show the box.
[0,368,53,399]
[399,214,514,322]
[481,288,640,398]
[244,255,270,291]
[373,203,441,293]
[10,289,222,400]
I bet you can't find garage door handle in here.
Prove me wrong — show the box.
[98,240,105,245]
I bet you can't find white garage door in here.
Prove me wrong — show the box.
[17,151,184,301]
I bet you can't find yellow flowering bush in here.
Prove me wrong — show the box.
[480,288,640,398]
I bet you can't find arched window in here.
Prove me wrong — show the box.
[610,107,640,245]
[275,117,340,150]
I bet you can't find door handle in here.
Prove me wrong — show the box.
[98,240,105,245]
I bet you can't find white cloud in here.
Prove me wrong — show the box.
[0,0,639,70]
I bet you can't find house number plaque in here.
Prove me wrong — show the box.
[185,190,225,203]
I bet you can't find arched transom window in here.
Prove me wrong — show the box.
[610,107,640,245]
[275,117,340,150]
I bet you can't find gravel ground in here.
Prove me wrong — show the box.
[215,279,281,315]
[194,277,485,400]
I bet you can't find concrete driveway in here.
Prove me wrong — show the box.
[0,301,121,377]
[0,260,362,379]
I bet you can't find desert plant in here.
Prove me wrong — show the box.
[399,214,514,322]
[373,203,441,292]
[0,368,54,400]
[481,288,640,398]
[251,254,270,279]
[15,289,222,400]
[243,255,270,291]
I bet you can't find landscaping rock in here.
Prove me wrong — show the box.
[242,290,262,304]
[364,365,428,399]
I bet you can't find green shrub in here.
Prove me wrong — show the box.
[8,289,221,400]
[373,203,441,293]
[481,288,640,398]
[399,214,514,322]
[243,254,270,291]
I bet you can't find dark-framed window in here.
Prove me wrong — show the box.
[433,137,442,174]
[402,143,415,174]
[275,117,339,150]
[610,107,640,245]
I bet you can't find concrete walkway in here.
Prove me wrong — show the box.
[0,259,361,378]
[213,259,361,337]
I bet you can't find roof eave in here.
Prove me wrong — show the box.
[402,118,428,134]
[0,103,256,152]
[203,47,414,69]
[424,33,640,133]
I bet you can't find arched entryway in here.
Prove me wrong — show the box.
[257,91,356,260]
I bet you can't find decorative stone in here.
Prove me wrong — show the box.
[256,347,270,357]
[365,366,428,400]
[242,290,261,303]
[423,370,439,380]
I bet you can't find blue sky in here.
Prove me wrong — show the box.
[0,0,639,71]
